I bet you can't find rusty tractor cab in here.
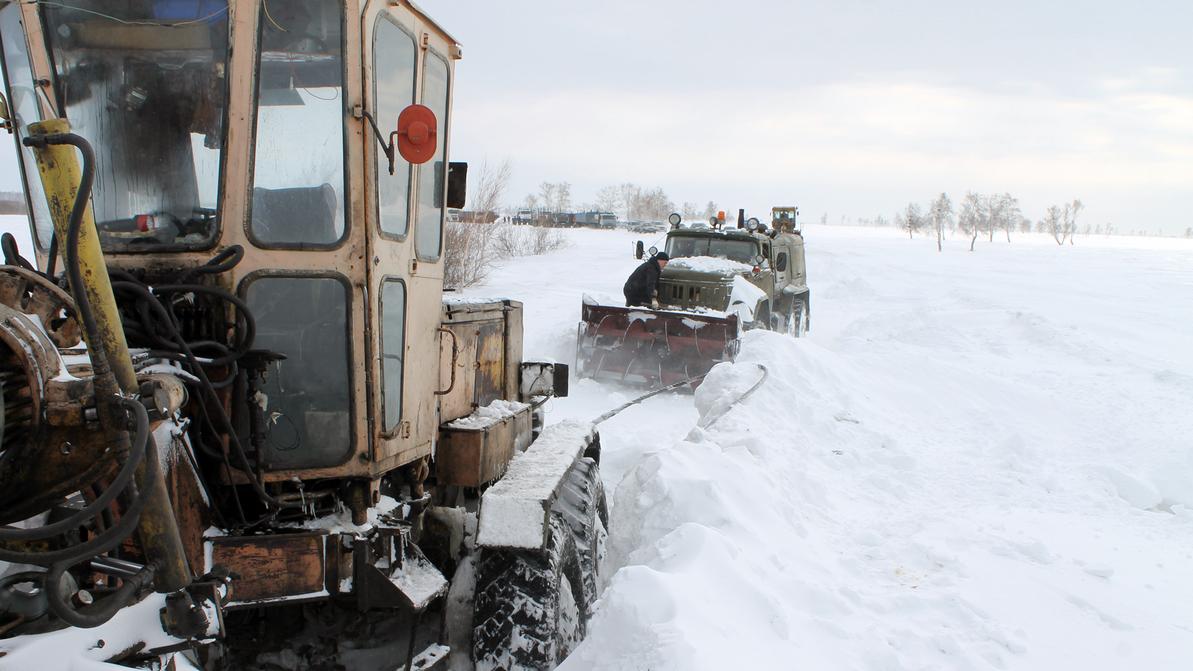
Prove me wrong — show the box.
[771,206,799,233]
[0,2,602,669]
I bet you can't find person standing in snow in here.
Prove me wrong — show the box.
[623,252,669,308]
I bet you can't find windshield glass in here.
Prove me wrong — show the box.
[666,236,758,263]
[42,1,229,251]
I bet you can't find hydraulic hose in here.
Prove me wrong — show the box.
[44,556,154,629]
[0,398,147,544]
[0,400,154,566]
[112,280,298,513]
[21,132,115,384]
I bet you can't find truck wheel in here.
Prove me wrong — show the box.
[472,515,586,670]
[555,457,608,612]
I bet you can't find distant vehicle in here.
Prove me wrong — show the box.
[573,211,617,228]
[513,209,535,224]
[577,211,810,385]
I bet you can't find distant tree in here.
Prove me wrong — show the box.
[1186,227,1192,238]
[875,214,889,228]
[958,192,985,251]
[1035,218,1046,234]
[523,194,539,211]
[538,182,557,212]
[681,201,700,219]
[999,193,1021,242]
[1044,205,1065,245]
[820,212,828,226]
[702,201,718,219]
[467,159,512,217]
[1104,223,1114,236]
[928,192,953,251]
[1019,217,1033,234]
[1062,199,1082,245]
[617,183,640,220]
[595,185,621,214]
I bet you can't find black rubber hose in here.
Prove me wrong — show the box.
[21,133,113,381]
[178,244,244,283]
[152,284,255,364]
[1,232,35,271]
[0,398,147,542]
[0,400,155,566]
[45,233,58,278]
[111,281,296,512]
[44,553,154,628]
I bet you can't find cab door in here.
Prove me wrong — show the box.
[363,2,455,471]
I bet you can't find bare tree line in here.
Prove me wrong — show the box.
[894,192,1087,251]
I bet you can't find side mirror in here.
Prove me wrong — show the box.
[447,162,467,209]
[396,104,437,164]
[634,240,644,259]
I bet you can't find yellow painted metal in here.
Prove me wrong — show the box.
[25,118,191,591]
[26,118,137,393]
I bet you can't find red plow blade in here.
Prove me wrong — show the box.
[575,301,741,387]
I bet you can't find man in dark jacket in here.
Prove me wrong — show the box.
[623,252,669,307]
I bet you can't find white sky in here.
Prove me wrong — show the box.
[420,0,1193,234]
[1,1,1189,234]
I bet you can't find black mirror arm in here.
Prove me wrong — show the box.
[362,110,401,175]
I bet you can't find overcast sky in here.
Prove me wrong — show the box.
[1,1,1189,234]
[421,0,1192,234]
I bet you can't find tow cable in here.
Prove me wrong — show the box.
[590,363,769,431]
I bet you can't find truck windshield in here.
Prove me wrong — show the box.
[666,236,758,263]
[42,1,230,251]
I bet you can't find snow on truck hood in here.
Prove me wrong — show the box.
[664,255,754,275]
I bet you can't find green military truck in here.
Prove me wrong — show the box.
[577,211,810,386]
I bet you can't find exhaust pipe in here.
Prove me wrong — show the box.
[737,208,745,229]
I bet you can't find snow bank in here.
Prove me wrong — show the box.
[530,226,1193,670]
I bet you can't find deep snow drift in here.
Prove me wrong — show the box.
[462,225,1193,670]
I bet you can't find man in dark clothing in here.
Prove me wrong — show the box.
[623,252,669,308]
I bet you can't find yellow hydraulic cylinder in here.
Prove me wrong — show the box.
[26,118,136,391]
[26,119,192,592]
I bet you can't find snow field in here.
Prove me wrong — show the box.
[464,224,1193,670]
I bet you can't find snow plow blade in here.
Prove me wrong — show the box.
[575,299,741,387]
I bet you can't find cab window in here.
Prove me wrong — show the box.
[244,275,352,469]
[373,16,416,239]
[0,4,52,249]
[414,51,449,261]
[381,280,406,431]
[250,0,347,247]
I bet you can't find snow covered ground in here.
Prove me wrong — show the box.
[461,225,1193,670]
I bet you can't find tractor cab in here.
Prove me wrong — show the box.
[0,0,465,480]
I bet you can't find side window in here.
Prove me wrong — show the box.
[250,0,347,247]
[776,252,788,272]
[244,276,352,469]
[381,280,406,431]
[414,52,449,261]
[373,17,416,238]
[0,4,52,249]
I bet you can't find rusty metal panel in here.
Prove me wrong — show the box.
[210,532,327,604]
[437,322,478,424]
[436,406,532,487]
[473,321,505,407]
